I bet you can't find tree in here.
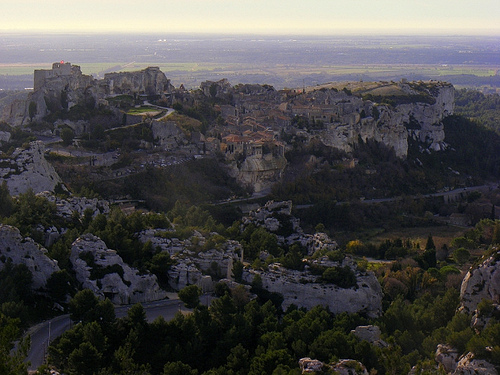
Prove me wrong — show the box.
[178,285,201,309]
[163,361,198,375]
[0,312,30,375]
[61,127,74,146]
[453,247,470,265]
[232,260,244,282]
[28,101,37,121]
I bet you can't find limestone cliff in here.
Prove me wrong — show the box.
[0,141,62,195]
[459,248,500,314]
[242,259,383,318]
[0,225,60,290]
[70,234,166,304]
[293,81,454,158]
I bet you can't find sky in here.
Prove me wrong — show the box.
[1,0,499,35]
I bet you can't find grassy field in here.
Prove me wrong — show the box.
[0,62,496,78]
[367,225,467,250]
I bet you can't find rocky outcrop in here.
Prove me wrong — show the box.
[351,325,387,347]
[0,225,60,289]
[242,258,383,317]
[242,200,337,255]
[37,191,110,219]
[0,141,62,195]
[453,352,498,375]
[459,249,500,314]
[138,229,243,291]
[102,67,173,97]
[229,154,287,193]
[292,81,454,158]
[151,119,186,151]
[299,358,368,375]
[299,357,323,373]
[70,234,166,304]
[435,344,459,373]
[331,359,369,375]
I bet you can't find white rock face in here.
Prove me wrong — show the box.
[151,120,186,150]
[231,154,287,193]
[0,141,62,195]
[459,249,500,314]
[314,82,454,158]
[435,344,459,373]
[70,234,166,304]
[0,225,60,289]
[453,352,498,375]
[351,325,387,347]
[242,260,383,318]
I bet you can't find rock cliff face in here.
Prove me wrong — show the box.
[103,67,173,97]
[459,249,500,314]
[315,82,454,158]
[229,154,287,193]
[242,260,383,317]
[0,141,62,195]
[70,234,166,304]
[0,225,60,290]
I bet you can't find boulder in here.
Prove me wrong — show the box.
[0,224,60,289]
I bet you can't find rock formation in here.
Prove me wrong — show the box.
[459,249,500,314]
[70,234,166,304]
[299,357,368,375]
[37,191,110,220]
[293,81,454,158]
[351,325,387,347]
[435,344,460,373]
[0,141,62,195]
[138,229,243,291]
[0,224,60,289]
[453,352,498,375]
[242,259,383,317]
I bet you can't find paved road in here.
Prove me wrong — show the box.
[294,184,495,210]
[26,297,186,371]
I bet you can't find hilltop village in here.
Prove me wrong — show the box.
[1,63,500,375]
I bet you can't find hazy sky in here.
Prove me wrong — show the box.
[2,0,499,35]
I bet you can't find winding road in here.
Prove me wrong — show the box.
[26,297,187,371]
